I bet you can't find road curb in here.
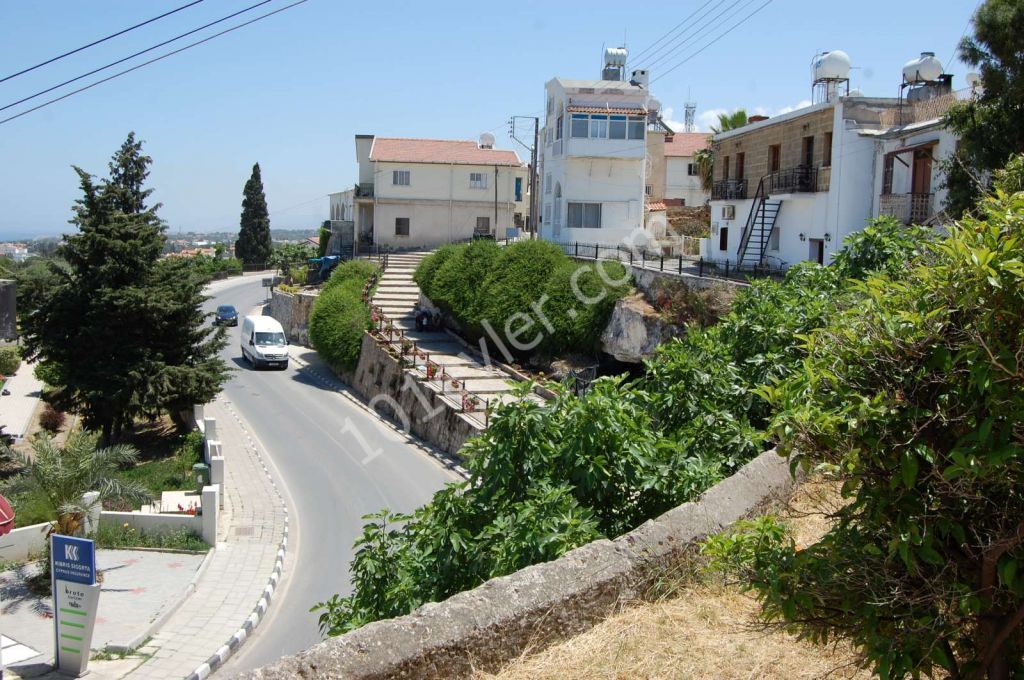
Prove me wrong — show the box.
[185,397,289,680]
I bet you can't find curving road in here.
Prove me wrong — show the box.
[203,275,459,674]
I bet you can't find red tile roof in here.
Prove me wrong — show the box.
[646,201,667,212]
[567,105,647,115]
[369,138,522,166]
[664,132,711,157]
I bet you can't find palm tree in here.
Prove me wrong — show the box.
[693,148,714,193]
[3,431,152,536]
[710,109,749,134]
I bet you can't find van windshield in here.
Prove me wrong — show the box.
[255,332,286,346]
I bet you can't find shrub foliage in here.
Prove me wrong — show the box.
[309,260,379,372]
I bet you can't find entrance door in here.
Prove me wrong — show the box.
[911,149,933,194]
[809,238,824,265]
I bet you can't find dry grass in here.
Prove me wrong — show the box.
[476,480,869,680]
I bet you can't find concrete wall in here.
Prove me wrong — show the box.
[348,333,482,456]
[540,157,645,246]
[0,522,50,562]
[665,157,707,206]
[246,448,797,680]
[99,511,203,537]
[375,200,518,249]
[267,289,317,347]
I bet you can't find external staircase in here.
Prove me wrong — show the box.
[736,177,782,267]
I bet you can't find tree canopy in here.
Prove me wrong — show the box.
[21,132,228,443]
[710,109,748,134]
[235,163,272,265]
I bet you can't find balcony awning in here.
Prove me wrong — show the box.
[567,105,648,115]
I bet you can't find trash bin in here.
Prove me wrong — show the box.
[192,463,210,493]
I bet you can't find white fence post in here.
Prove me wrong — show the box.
[203,417,218,443]
[201,485,219,545]
[210,456,225,509]
[194,404,206,431]
[205,440,222,465]
[81,491,100,536]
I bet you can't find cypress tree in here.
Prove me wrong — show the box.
[235,163,272,265]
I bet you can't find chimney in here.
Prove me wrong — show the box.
[749,115,769,123]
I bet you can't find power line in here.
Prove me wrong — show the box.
[626,0,718,68]
[651,0,775,85]
[643,0,754,72]
[0,0,206,84]
[1,0,276,114]
[0,0,308,128]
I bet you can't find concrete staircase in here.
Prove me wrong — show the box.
[369,251,544,428]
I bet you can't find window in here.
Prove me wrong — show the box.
[547,96,554,115]
[590,115,609,139]
[645,184,653,196]
[735,152,745,180]
[571,114,589,138]
[721,205,735,220]
[395,217,410,236]
[769,144,781,173]
[545,173,552,194]
[470,172,488,189]
[543,203,551,223]
[567,202,601,229]
[515,177,523,202]
[687,163,697,176]
[556,115,564,140]
[882,153,895,194]
[802,136,815,167]
[719,226,729,251]
[627,116,645,140]
[609,115,627,140]
[475,216,490,235]
[722,156,730,180]
[393,170,410,186]
[823,132,833,167]
[768,226,780,251]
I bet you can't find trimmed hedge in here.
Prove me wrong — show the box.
[0,346,21,375]
[414,240,631,357]
[309,261,380,371]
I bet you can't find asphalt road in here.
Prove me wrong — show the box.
[203,275,459,674]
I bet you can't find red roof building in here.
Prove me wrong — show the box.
[663,132,711,157]
[368,138,521,167]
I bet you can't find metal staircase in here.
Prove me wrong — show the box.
[736,177,782,267]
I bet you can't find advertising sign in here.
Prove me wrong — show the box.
[51,535,100,677]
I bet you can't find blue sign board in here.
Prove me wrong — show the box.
[51,535,96,585]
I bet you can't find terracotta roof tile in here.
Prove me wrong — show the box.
[663,132,711,157]
[646,201,667,211]
[369,138,522,166]
[566,105,647,115]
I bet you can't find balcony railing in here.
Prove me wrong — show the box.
[355,182,374,198]
[879,192,934,225]
[712,178,748,200]
[764,166,818,194]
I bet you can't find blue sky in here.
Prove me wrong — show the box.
[0,0,979,238]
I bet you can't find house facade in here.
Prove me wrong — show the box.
[664,132,711,206]
[537,62,654,247]
[348,136,528,249]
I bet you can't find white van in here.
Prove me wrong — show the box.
[240,316,289,369]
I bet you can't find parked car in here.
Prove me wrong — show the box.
[215,304,239,326]
[240,316,289,369]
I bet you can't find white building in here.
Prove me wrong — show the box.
[348,135,528,250]
[538,48,655,247]
[325,188,355,255]
[704,50,962,268]
[0,244,28,263]
[664,132,711,206]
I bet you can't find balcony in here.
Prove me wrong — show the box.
[764,166,819,194]
[355,183,374,199]
[712,179,748,200]
[879,192,934,225]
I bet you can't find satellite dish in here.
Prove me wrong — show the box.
[479,132,496,149]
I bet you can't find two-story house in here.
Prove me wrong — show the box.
[348,135,528,249]
[664,132,711,206]
[704,50,960,268]
[538,48,654,247]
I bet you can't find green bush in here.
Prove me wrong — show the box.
[413,244,459,301]
[94,524,208,551]
[429,240,502,332]
[310,278,372,372]
[322,259,379,293]
[539,259,630,354]
[0,347,20,375]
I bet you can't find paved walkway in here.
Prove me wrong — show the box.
[124,397,287,680]
[370,252,543,427]
[0,358,43,440]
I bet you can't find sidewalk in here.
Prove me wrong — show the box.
[0,359,43,440]
[123,397,288,680]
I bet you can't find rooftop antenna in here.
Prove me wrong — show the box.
[684,87,696,133]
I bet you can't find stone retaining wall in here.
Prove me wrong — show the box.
[246,448,796,679]
[347,333,482,456]
[267,289,318,347]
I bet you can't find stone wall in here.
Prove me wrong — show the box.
[713,107,835,186]
[246,448,797,680]
[348,333,482,456]
[267,289,318,347]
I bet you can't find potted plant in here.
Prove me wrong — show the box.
[425,361,439,380]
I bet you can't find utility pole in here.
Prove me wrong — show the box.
[494,164,499,237]
[510,115,540,240]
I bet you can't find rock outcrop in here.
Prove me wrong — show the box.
[600,293,678,363]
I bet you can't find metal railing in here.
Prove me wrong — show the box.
[712,179,748,200]
[879,192,934,225]
[764,166,818,194]
[355,183,374,198]
[736,178,767,263]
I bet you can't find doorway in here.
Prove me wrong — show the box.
[809,238,824,265]
[911,148,933,194]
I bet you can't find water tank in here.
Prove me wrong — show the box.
[604,47,628,68]
[903,52,943,83]
[478,132,495,149]
[813,50,851,81]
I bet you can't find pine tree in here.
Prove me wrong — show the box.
[235,163,272,265]
[21,132,228,443]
